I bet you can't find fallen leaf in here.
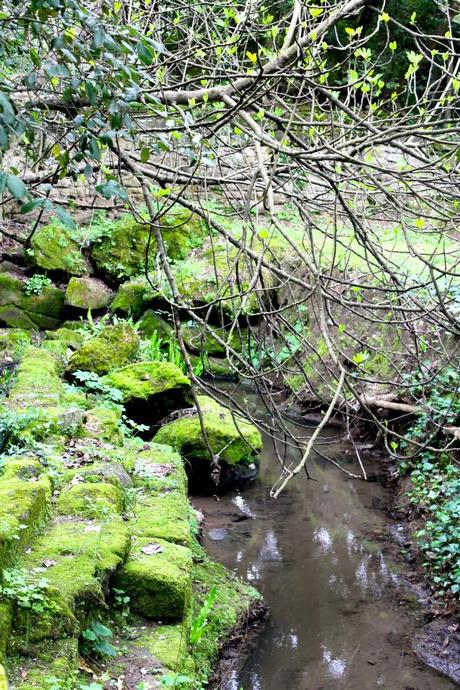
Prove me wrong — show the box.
[141,543,163,555]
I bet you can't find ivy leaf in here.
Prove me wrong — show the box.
[6,174,27,200]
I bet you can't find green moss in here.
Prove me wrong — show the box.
[10,588,78,651]
[7,347,63,409]
[101,361,191,403]
[130,442,188,495]
[56,482,124,518]
[136,622,190,672]
[137,309,174,339]
[0,274,65,330]
[182,324,245,357]
[114,537,192,620]
[65,277,113,310]
[67,322,140,375]
[6,637,79,690]
[0,477,51,570]
[111,278,156,317]
[82,406,123,443]
[77,462,133,489]
[0,600,12,663]
[0,329,31,363]
[155,395,262,467]
[45,327,84,351]
[91,210,206,282]
[190,354,239,379]
[29,222,90,275]
[21,518,130,610]
[133,491,191,546]
[0,457,43,481]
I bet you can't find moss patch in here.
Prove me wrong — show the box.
[20,518,130,610]
[155,395,262,467]
[6,636,79,690]
[137,309,174,339]
[133,491,191,546]
[29,222,90,275]
[0,274,65,330]
[111,278,156,317]
[114,538,192,620]
[56,482,124,518]
[0,477,51,570]
[67,322,140,375]
[129,442,188,495]
[82,406,123,444]
[45,327,84,351]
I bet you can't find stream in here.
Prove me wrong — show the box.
[194,385,457,690]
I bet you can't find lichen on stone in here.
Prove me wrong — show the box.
[65,276,114,310]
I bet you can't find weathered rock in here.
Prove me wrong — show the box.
[154,395,262,491]
[101,361,192,426]
[0,273,65,330]
[111,278,156,317]
[91,210,205,283]
[82,406,123,443]
[113,537,192,620]
[137,309,174,339]
[64,276,113,310]
[29,222,90,275]
[56,481,124,518]
[67,322,140,375]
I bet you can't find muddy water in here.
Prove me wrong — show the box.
[194,388,457,690]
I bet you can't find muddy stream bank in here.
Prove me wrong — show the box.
[194,385,457,690]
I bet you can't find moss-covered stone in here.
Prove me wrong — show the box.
[114,537,192,620]
[0,274,65,330]
[65,276,113,310]
[191,354,239,379]
[111,278,156,317]
[0,477,51,570]
[135,622,190,672]
[56,482,124,518]
[137,309,174,339]
[45,327,84,350]
[6,347,63,409]
[91,210,206,283]
[82,406,123,444]
[182,324,245,358]
[101,361,192,425]
[0,456,43,481]
[21,518,130,610]
[129,442,188,495]
[67,322,140,375]
[10,587,78,651]
[0,329,31,364]
[154,395,262,488]
[29,222,90,275]
[78,461,133,489]
[133,491,191,546]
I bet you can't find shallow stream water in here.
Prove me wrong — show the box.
[194,386,457,690]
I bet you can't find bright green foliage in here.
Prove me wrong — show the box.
[81,620,116,658]
[23,275,52,296]
[400,365,460,595]
[67,322,140,375]
[155,395,262,467]
[29,223,90,275]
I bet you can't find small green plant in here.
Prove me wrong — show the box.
[159,674,199,689]
[0,408,40,453]
[72,369,124,404]
[81,620,117,658]
[0,568,51,613]
[23,274,52,295]
[189,586,217,646]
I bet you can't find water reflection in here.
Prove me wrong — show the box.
[196,395,456,690]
